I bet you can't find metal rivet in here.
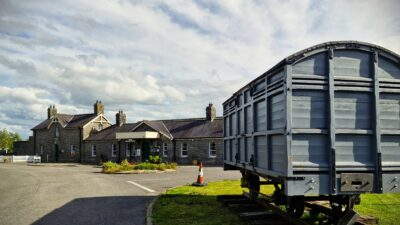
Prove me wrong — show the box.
[310,178,315,183]
[394,184,398,189]
[394,177,398,182]
[310,186,314,190]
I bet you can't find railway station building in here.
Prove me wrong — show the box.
[14,101,223,165]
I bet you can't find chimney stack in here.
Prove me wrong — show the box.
[206,103,216,122]
[47,105,58,119]
[116,110,126,126]
[94,100,104,115]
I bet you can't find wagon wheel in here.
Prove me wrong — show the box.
[285,196,305,218]
[329,195,356,217]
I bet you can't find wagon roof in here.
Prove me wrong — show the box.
[223,40,400,104]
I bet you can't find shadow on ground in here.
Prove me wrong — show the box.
[32,196,155,225]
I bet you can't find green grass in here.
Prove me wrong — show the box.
[354,193,400,225]
[152,180,400,225]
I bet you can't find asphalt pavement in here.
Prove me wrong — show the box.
[0,163,241,225]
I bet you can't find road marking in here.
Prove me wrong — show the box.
[126,181,156,193]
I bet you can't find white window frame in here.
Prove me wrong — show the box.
[111,144,117,157]
[163,142,168,157]
[91,144,97,157]
[181,143,188,158]
[209,142,217,158]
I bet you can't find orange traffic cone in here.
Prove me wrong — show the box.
[192,162,207,186]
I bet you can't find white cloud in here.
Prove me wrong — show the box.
[0,0,399,138]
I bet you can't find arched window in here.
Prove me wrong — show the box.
[55,124,60,137]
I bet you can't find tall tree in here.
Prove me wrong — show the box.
[0,128,22,153]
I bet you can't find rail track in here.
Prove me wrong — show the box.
[217,192,378,225]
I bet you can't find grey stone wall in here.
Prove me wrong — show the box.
[160,140,174,163]
[83,140,120,163]
[174,138,223,165]
[13,136,34,155]
[82,117,111,140]
[35,124,81,163]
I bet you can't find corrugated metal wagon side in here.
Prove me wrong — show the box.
[223,41,400,218]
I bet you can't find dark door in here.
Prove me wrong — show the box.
[142,142,150,162]
[128,143,133,162]
[55,144,59,162]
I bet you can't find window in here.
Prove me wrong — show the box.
[98,123,103,131]
[163,143,168,157]
[181,143,188,157]
[209,142,217,158]
[125,143,130,157]
[91,144,97,157]
[40,145,44,155]
[55,124,59,137]
[112,144,117,157]
[70,145,77,156]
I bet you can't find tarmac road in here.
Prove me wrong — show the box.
[0,163,241,225]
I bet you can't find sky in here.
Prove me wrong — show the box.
[0,0,399,139]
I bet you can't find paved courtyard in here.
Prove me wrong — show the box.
[0,163,241,225]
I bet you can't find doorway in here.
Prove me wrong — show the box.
[55,144,59,162]
[142,142,150,162]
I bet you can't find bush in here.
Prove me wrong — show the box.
[168,162,177,170]
[102,161,121,173]
[120,159,134,171]
[149,155,162,164]
[102,160,177,173]
[134,162,158,170]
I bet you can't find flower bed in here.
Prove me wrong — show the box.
[102,159,177,174]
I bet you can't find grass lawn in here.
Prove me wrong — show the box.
[152,180,400,225]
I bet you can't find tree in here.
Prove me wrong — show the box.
[0,128,22,153]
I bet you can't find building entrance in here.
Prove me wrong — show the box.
[142,142,150,161]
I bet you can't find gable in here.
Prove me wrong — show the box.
[133,123,156,132]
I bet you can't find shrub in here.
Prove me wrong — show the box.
[102,160,177,173]
[102,161,121,173]
[168,162,178,170]
[134,162,158,170]
[149,155,162,164]
[157,163,167,171]
[120,159,134,171]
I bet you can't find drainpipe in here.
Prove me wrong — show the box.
[33,130,37,155]
[118,140,121,163]
[173,139,176,162]
[79,128,83,163]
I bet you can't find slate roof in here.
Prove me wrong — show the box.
[85,117,223,141]
[162,117,223,139]
[141,120,173,140]
[86,123,139,141]
[32,113,98,130]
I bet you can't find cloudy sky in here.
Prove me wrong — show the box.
[0,0,399,139]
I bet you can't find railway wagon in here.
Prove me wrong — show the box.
[223,41,400,217]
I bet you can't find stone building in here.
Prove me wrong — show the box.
[27,101,112,163]
[14,102,223,165]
